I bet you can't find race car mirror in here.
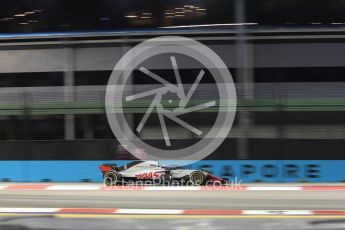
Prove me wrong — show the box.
[105,36,236,165]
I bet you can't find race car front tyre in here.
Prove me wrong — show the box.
[104,171,121,186]
[189,171,206,185]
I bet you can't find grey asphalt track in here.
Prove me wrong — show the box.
[1,216,344,230]
[0,186,344,210]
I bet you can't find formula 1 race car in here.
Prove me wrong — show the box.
[99,161,227,186]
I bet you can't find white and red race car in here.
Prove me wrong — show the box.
[99,161,227,186]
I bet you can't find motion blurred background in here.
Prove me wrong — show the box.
[1,0,345,182]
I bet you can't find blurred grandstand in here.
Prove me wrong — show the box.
[1,0,345,163]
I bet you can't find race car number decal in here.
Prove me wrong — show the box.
[136,172,161,179]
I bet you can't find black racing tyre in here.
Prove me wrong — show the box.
[104,171,121,186]
[189,171,206,185]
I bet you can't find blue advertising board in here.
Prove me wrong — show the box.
[0,160,344,183]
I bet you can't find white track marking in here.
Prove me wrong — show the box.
[46,185,101,190]
[0,208,334,216]
[246,186,303,191]
[116,209,184,214]
[144,186,201,191]
[0,208,59,213]
[242,210,313,215]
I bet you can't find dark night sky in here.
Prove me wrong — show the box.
[0,0,345,33]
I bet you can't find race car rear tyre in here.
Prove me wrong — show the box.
[104,171,120,186]
[189,171,206,186]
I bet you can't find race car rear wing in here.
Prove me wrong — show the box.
[99,164,117,173]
